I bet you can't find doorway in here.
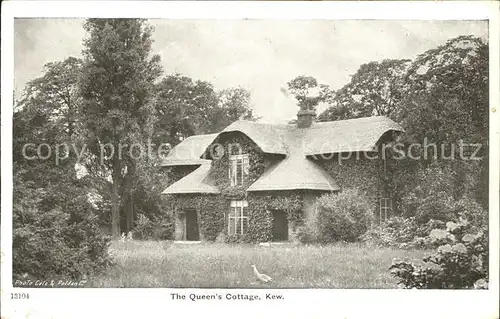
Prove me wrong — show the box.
[185,209,200,241]
[271,210,288,241]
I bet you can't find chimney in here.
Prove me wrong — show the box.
[297,109,316,128]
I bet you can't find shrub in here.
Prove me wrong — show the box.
[361,217,447,249]
[13,179,112,282]
[364,193,487,250]
[295,224,316,244]
[132,213,154,240]
[362,195,487,251]
[132,213,174,240]
[414,194,456,224]
[360,217,416,248]
[400,163,456,219]
[152,216,174,240]
[390,218,488,289]
[451,197,488,233]
[314,189,374,243]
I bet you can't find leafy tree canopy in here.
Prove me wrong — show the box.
[154,75,258,146]
[318,59,410,121]
[79,18,163,237]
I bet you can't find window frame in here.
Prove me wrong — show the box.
[228,200,249,235]
[229,154,249,186]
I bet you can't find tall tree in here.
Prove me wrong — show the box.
[318,59,410,122]
[287,75,326,112]
[399,35,489,207]
[153,75,218,146]
[13,58,111,279]
[79,19,162,237]
[154,75,258,147]
[401,35,488,147]
[209,86,258,132]
[14,57,83,182]
[16,57,83,141]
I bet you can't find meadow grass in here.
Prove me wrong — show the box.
[88,240,430,288]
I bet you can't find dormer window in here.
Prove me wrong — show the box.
[229,154,249,186]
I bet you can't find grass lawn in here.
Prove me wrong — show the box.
[88,240,430,288]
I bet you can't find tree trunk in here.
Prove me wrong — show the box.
[126,193,134,233]
[122,161,136,234]
[111,169,121,238]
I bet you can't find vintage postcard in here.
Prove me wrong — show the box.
[1,1,499,319]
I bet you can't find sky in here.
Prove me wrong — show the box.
[14,19,488,124]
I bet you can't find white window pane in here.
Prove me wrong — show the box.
[231,201,244,207]
[228,217,235,235]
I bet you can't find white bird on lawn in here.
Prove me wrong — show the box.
[251,265,273,283]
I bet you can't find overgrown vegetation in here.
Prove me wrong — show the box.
[318,154,384,205]
[210,133,265,195]
[312,189,374,243]
[132,213,174,241]
[13,168,112,281]
[361,217,442,249]
[246,192,304,243]
[167,195,226,241]
[203,133,307,244]
[390,219,488,289]
[361,196,487,249]
[12,54,112,281]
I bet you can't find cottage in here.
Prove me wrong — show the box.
[161,110,403,243]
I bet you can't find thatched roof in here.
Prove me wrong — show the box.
[247,129,339,192]
[160,133,218,167]
[220,121,289,155]
[301,116,403,155]
[161,163,219,194]
[247,158,339,191]
[219,116,402,156]
[161,116,402,194]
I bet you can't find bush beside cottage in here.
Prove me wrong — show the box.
[308,189,374,243]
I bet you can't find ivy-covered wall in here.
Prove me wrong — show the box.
[209,132,287,243]
[166,194,227,241]
[245,191,306,243]
[209,132,268,200]
[314,151,391,217]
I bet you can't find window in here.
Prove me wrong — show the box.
[228,200,248,235]
[229,154,249,186]
[379,198,392,222]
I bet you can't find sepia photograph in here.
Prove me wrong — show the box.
[1,1,499,318]
[11,17,491,289]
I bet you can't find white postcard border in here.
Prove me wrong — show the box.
[1,1,499,319]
